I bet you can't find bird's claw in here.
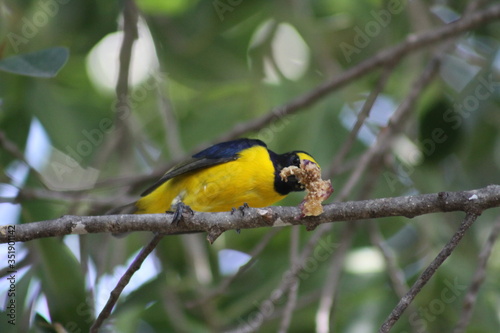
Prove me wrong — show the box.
[170,202,194,225]
[231,203,249,216]
[239,203,249,216]
[230,203,249,234]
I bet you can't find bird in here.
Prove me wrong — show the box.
[110,138,319,216]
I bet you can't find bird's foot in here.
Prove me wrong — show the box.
[169,202,194,226]
[231,202,249,216]
[230,203,249,234]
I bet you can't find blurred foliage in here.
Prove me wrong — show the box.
[0,47,68,77]
[1,0,500,332]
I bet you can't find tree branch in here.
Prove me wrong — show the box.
[369,223,423,333]
[0,130,46,186]
[2,185,499,244]
[315,224,355,333]
[214,3,500,143]
[185,229,281,309]
[278,227,300,333]
[90,233,163,333]
[379,211,480,332]
[452,216,500,333]
[327,64,395,178]
[94,0,138,167]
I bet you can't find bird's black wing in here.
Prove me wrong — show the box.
[140,156,237,196]
[140,138,267,196]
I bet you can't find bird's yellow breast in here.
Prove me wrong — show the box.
[135,145,285,213]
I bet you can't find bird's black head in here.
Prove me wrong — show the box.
[270,150,318,195]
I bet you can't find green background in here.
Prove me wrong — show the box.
[1,0,500,332]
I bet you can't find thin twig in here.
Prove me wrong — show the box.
[466,0,488,13]
[162,282,191,333]
[379,212,480,332]
[279,276,299,333]
[94,0,138,167]
[369,224,410,300]
[225,223,335,333]
[338,50,442,200]
[0,130,46,187]
[278,227,301,333]
[315,155,383,333]
[327,64,396,178]
[186,229,281,308]
[315,224,355,333]
[116,0,138,104]
[12,187,133,208]
[369,223,423,333]
[452,216,500,333]
[90,233,163,332]
[157,81,184,160]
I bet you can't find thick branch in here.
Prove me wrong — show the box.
[2,185,499,244]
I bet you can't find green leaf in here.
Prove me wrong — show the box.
[36,238,91,332]
[0,47,69,78]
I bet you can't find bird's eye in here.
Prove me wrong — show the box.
[289,154,300,167]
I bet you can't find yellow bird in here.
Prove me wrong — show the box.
[112,138,318,215]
